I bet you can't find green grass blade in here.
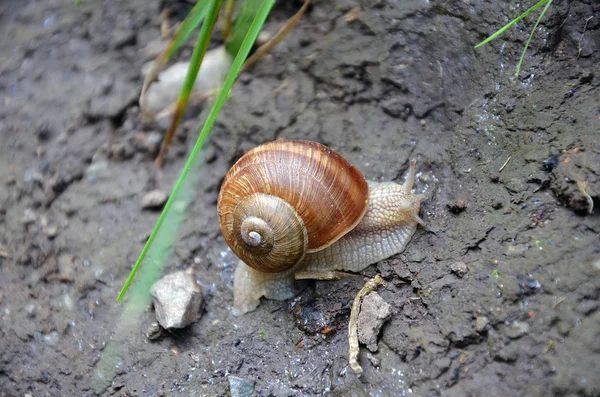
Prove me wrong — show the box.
[139,0,211,121]
[515,0,553,76]
[225,0,262,56]
[164,0,211,61]
[118,0,224,302]
[155,0,225,165]
[174,0,224,112]
[474,0,551,48]
[93,147,209,393]
[118,0,275,303]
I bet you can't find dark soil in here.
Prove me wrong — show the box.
[1,0,599,396]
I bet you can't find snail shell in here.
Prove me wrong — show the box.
[217,139,369,273]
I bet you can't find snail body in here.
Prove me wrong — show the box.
[217,139,425,316]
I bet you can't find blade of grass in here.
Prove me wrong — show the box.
[164,1,211,61]
[92,144,210,395]
[118,0,222,301]
[118,0,276,303]
[515,0,553,76]
[225,0,263,56]
[474,0,551,48]
[140,0,210,115]
[155,0,225,166]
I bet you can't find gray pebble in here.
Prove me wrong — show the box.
[475,316,489,332]
[25,303,37,318]
[228,376,255,397]
[22,209,37,225]
[366,352,380,367]
[43,223,59,239]
[450,261,468,278]
[358,292,393,352]
[150,269,203,329]
[146,323,165,341]
[43,331,60,347]
[506,320,529,339]
[141,190,168,210]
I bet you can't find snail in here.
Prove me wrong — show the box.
[217,139,426,316]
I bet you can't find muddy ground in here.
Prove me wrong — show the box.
[1,0,599,396]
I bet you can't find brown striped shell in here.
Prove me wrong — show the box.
[217,139,370,273]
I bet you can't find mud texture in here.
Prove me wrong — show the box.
[1,0,599,396]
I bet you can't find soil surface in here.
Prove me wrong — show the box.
[1,0,599,396]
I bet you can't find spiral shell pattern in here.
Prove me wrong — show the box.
[218,139,369,273]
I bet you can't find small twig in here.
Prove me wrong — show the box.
[578,16,594,59]
[552,297,565,308]
[498,155,512,172]
[348,274,385,376]
[343,7,360,24]
[576,180,594,214]
[241,0,310,71]
[160,8,172,40]
[559,14,569,29]
[222,0,236,40]
[155,89,220,120]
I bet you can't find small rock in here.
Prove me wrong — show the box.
[517,275,542,295]
[358,292,393,352]
[475,316,489,332]
[494,345,519,362]
[491,201,503,210]
[24,169,44,185]
[60,294,76,312]
[366,352,380,367]
[506,320,529,339]
[112,28,136,49]
[579,70,594,84]
[256,31,272,46]
[450,261,468,278]
[150,269,203,329]
[43,331,60,347]
[146,322,165,341]
[228,376,255,397]
[22,208,37,225]
[447,201,467,214]
[25,303,37,318]
[133,132,161,155]
[42,223,59,239]
[86,161,110,183]
[141,190,168,210]
[40,215,59,238]
[110,140,135,161]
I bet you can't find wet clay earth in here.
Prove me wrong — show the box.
[1,0,599,396]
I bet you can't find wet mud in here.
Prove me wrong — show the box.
[1,0,599,396]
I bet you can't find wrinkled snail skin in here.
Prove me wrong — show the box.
[230,158,425,316]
